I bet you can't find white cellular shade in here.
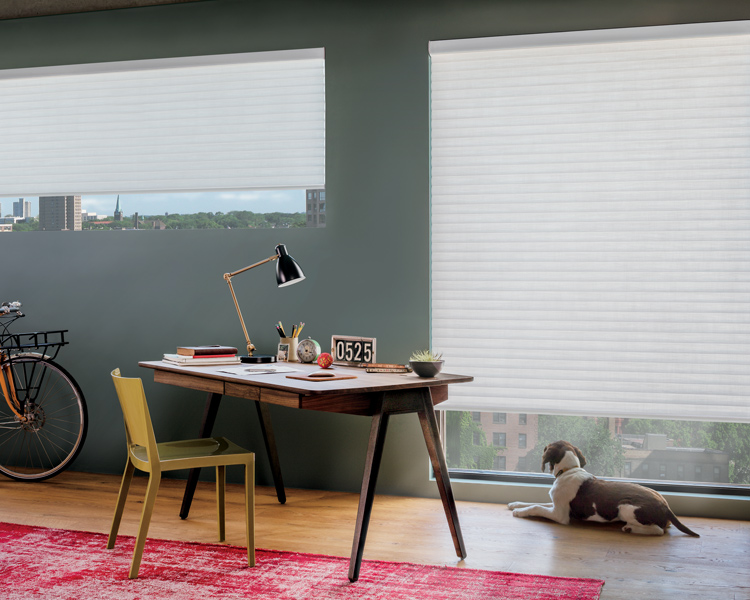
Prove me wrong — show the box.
[430,23,750,423]
[0,49,325,197]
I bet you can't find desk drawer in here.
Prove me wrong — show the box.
[154,370,224,395]
[225,382,261,402]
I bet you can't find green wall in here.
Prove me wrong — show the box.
[1,0,748,518]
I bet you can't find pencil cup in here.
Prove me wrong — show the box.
[279,337,298,362]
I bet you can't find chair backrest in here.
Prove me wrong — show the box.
[111,368,159,465]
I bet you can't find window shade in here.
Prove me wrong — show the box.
[0,48,325,197]
[430,22,750,423]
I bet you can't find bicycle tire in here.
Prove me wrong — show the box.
[0,354,88,481]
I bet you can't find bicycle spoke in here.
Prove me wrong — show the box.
[31,431,63,468]
[0,356,87,480]
[0,427,24,456]
[31,427,77,454]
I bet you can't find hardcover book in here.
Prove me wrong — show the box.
[176,345,238,357]
[163,354,241,366]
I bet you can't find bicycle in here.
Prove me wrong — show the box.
[0,301,88,481]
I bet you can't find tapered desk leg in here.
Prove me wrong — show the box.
[255,401,286,504]
[348,400,389,582]
[180,391,223,519]
[417,388,466,560]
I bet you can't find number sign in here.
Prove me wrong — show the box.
[330,335,376,366]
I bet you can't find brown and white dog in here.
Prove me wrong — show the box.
[508,440,699,537]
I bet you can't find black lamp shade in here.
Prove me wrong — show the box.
[275,244,305,287]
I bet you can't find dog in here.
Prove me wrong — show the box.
[508,440,699,536]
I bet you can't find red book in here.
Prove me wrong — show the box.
[176,345,238,357]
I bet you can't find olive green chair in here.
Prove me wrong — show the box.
[108,368,255,579]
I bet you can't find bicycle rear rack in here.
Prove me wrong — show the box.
[1,330,68,362]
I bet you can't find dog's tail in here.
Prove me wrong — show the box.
[668,510,700,537]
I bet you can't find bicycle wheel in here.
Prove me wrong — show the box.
[0,355,87,481]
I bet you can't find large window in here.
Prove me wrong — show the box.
[0,49,325,230]
[444,411,750,492]
[1,190,325,231]
[430,22,750,493]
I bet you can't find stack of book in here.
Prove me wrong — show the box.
[163,345,241,366]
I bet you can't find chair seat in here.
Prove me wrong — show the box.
[129,437,253,471]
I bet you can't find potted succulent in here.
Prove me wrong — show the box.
[409,349,444,378]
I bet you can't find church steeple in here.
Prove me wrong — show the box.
[114,195,123,221]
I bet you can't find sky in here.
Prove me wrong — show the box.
[3,189,306,218]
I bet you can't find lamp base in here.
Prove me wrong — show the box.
[240,354,278,364]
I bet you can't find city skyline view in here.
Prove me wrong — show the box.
[2,189,305,219]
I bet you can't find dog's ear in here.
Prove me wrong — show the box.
[575,447,587,468]
[542,444,563,473]
[541,445,549,472]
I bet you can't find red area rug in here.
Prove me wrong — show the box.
[0,522,604,599]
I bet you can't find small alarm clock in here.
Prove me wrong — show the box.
[296,337,322,363]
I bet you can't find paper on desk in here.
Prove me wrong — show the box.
[217,365,300,375]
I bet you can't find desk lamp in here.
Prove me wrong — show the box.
[224,244,305,363]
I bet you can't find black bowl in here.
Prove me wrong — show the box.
[409,360,444,378]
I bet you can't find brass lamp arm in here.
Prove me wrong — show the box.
[225,254,278,279]
[224,254,279,356]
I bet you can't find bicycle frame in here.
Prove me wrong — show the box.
[0,350,23,422]
[0,308,66,426]
[0,352,26,421]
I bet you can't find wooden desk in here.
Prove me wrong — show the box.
[139,360,473,581]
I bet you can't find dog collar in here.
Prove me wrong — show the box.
[555,468,570,478]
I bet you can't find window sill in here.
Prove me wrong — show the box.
[435,471,750,521]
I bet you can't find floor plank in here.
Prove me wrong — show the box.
[0,471,748,600]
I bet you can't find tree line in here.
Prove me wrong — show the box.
[10,211,306,231]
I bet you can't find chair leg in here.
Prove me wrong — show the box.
[246,457,255,567]
[216,465,226,542]
[129,471,161,579]
[107,459,136,549]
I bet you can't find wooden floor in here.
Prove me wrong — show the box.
[0,471,748,599]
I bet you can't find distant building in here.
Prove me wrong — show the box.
[113,195,123,221]
[81,210,106,222]
[0,223,12,233]
[474,411,539,472]
[305,189,326,227]
[38,196,82,231]
[621,434,730,483]
[13,199,31,220]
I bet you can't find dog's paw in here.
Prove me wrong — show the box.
[511,509,525,518]
[508,502,523,510]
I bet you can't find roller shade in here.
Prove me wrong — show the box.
[430,22,750,423]
[0,48,325,197]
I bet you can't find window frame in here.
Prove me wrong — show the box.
[430,22,750,502]
[436,407,749,498]
[445,467,749,497]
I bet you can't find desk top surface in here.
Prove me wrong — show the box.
[139,360,473,397]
